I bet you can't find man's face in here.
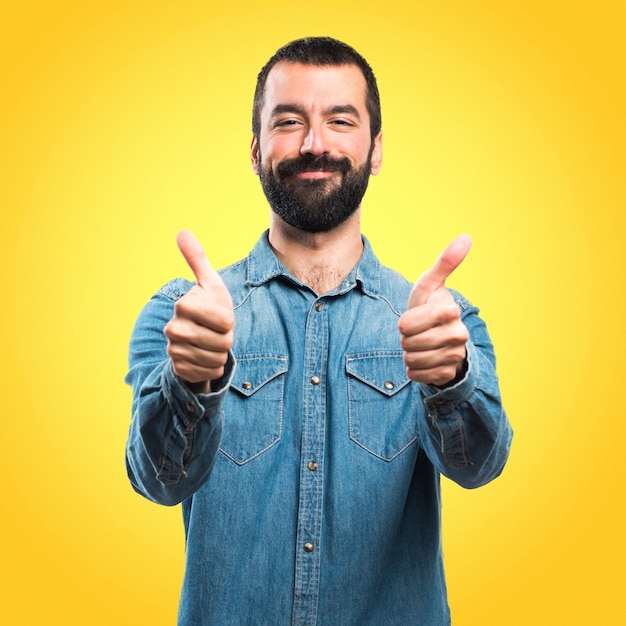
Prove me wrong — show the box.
[251,62,382,233]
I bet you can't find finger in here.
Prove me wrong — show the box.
[408,234,472,308]
[167,340,231,369]
[401,321,469,354]
[176,229,219,289]
[405,363,463,387]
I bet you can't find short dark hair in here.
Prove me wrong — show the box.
[252,36,382,141]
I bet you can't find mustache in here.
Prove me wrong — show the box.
[276,154,351,178]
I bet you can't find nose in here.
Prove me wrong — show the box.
[300,123,329,157]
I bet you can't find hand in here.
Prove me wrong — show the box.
[398,235,472,386]
[164,230,235,393]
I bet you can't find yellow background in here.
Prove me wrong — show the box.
[2,1,624,624]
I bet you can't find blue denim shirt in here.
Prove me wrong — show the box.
[125,232,513,625]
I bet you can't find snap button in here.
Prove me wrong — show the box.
[242,381,252,390]
[384,381,394,390]
[303,542,315,553]
[315,302,323,312]
[186,403,196,414]
[307,461,319,471]
[310,376,321,385]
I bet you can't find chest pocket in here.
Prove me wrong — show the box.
[346,352,417,461]
[219,354,288,465]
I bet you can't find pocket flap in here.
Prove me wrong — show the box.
[345,352,411,396]
[231,354,289,397]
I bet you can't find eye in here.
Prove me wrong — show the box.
[274,118,301,128]
[330,118,356,128]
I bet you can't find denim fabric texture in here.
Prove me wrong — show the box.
[125,232,513,625]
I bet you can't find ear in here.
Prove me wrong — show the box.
[370,131,383,176]
[250,135,260,175]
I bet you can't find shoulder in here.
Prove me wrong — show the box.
[154,255,249,303]
[370,262,413,316]
[156,277,194,301]
[372,265,478,319]
[218,257,250,307]
[447,288,479,317]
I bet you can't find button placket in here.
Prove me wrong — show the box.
[293,295,327,624]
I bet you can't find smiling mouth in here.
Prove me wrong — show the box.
[276,155,351,180]
[296,170,337,179]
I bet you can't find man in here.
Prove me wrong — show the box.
[125,36,513,625]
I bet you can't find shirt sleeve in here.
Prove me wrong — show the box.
[124,279,235,506]
[417,291,513,489]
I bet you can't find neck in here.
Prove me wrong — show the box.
[268,210,364,295]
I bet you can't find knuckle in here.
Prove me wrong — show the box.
[403,351,418,368]
[164,321,186,343]
[173,295,192,316]
[439,302,461,322]
[398,310,416,336]
[214,350,229,367]
[212,366,226,380]
[451,325,469,344]
[213,333,233,355]
[171,361,193,381]
[217,308,235,332]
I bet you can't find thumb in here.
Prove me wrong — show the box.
[176,229,221,289]
[408,234,472,308]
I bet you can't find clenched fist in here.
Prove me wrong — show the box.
[398,235,472,386]
[164,230,235,394]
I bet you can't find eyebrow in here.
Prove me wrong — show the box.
[270,104,362,120]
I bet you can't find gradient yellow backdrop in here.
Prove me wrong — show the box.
[2,1,624,624]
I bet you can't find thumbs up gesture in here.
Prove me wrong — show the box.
[164,230,235,393]
[398,235,472,386]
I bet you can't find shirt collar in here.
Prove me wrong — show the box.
[245,230,383,297]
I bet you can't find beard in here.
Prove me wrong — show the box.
[258,150,373,233]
